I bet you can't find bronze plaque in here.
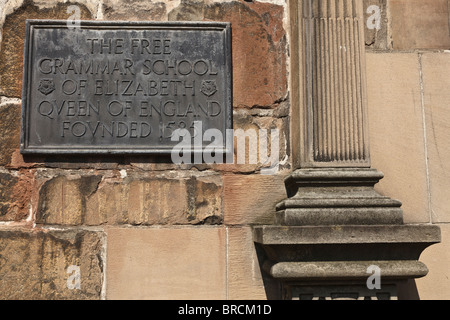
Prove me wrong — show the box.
[21,20,232,154]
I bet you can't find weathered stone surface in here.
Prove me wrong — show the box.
[103,0,166,21]
[389,0,450,50]
[0,173,18,219]
[0,0,93,98]
[9,149,41,169]
[0,228,103,300]
[203,1,287,108]
[42,157,121,170]
[0,99,42,169]
[0,170,36,222]
[276,168,404,226]
[0,104,21,166]
[167,0,289,108]
[227,227,267,300]
[37,173,223,226]
[422,53,450,223]
[32,0,100,15]
[10,154,125,170]
[223,173,287,225]
[37,175,102,226]
[168,0,204,21]
[106,226,226,299]
[128,158,194,172]
[366,52,430,223]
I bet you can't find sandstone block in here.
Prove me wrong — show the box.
[0,1,93,98]
[37,175,102,226]
[415,224,450,300]
[0,228,104,300]
[203,1,288,108]
[389,0,450,50]
[0,170,36,222]
[102,0,166,21]
[366,52,429,223]
[37,173,223,226]
[227,226,268,300]
[223,173,287,225]
[421,53,450,223]
[0,104,21,167]
[106,226,226,299]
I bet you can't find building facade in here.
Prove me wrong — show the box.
[0,0,448,300]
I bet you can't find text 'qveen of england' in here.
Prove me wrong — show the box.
[34,34,224,141]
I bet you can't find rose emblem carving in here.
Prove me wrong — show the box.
[200,80,217,97]
[38,79,55,95]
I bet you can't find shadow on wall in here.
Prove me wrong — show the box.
[254,242,282,300]
[397,280,420,300]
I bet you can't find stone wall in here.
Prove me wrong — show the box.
[0,0,448,300]
[364,0,450,300]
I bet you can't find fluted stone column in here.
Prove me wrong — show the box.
[293,0,369,168]
[278,0,402,226]
[254,0,441,300]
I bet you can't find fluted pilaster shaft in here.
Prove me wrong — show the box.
[292,0,369,167]
[281,0,402,226]
[254,2,441,301]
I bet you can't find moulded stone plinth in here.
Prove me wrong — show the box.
[253,224,441,300]
[254,225,440,263]
[254,225,441,247]
[276,168,404,226]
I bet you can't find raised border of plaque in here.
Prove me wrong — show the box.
[20,20,232,155]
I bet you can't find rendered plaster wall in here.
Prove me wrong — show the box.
[0,0,448,300]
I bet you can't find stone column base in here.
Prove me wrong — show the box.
[276,168,404,226]
[253,225,440,300]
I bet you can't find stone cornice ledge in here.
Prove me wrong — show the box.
[253,224,441,289]
[253,225,441,245]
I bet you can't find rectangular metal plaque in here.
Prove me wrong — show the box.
[21,20,232,154]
